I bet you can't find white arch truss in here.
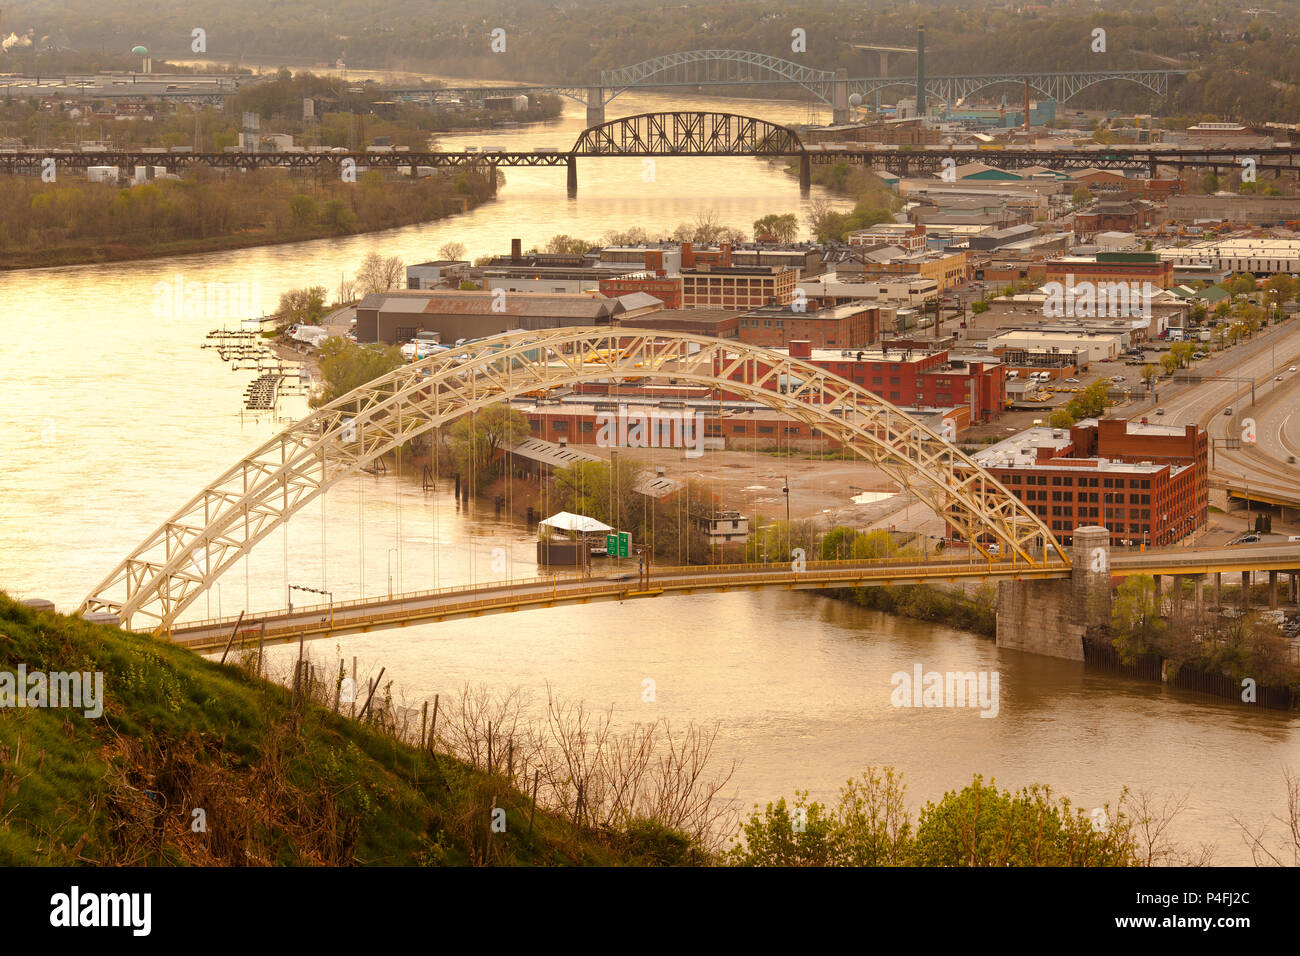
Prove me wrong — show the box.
[80,327,1067,633]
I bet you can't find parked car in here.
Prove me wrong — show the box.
[1224,407,1234,416]
[1156,408,1165,415]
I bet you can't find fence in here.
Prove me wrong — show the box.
[1082,635,1295,710]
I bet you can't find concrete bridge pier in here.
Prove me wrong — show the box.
[566,156,577,196]
[799,154,811,193]
[1215,572,1222,609]
[832,68,850,124]
[1269,570,1279,609]
[488,162,498,195]
[995,525,1111,661]
[586,88,605,128]
[1242,571,1251,609]
[1194,574,1204,617]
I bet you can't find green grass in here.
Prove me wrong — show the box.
[0,594,693,866]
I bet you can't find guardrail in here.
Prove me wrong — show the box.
[171,556,1073,647]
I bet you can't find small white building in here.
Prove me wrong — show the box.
[702,510,749,546]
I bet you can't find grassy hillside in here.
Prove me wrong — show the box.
[0,594,701,866]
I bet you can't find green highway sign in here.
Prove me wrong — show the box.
[606,533,617,554]
[618,531,630,557]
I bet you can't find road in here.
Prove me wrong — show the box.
[160,542,1300,653]
[1127,321,1300,504]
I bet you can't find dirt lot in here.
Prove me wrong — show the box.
[606,445,906,525]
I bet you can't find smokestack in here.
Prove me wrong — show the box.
[511,238,522,264]
[916,27,926,121]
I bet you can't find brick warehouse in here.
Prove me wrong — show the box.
[712,339,1006,423]
[971,419,1207,546]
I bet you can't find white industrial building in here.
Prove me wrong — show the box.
[1159,239,1300,275]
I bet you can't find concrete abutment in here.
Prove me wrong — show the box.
[995,526,1111,661]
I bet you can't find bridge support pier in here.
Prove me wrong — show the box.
[799,154,811,193]
[1215,572,1222,609]
[586,88,605,128]
[1241,571,1251,609]
[995,525,1111,661]
[566,156,577,196]
[1193,575,1204,618]
[831,68,850,124]
[1152,574,1162,613]
[488,163,498,195]
[1269,570,1278,609]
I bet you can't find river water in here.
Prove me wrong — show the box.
[0,86,1295,862]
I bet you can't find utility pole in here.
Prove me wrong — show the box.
[783,475,791,560]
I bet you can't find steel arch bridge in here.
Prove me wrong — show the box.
[79,328,1067,634]
[852,69,1186,106]
[599,49,839,104]
[572,111,804,156]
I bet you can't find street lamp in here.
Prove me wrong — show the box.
[215,581,222,620]
[290,584,333,626]
[782,476,791,560]
[387,548,397,599]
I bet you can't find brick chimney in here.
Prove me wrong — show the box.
[680,241,694,268]
[719,241,732,266]
[789,339,813,359]
[511,238,522,264]
[645,249,664,274]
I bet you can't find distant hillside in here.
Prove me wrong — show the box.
[3,0,1296,118]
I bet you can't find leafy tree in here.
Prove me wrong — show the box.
[726,792,838,866]
[446,404,531,495]
[1140,363,1159,387]
[971,300,990,314]
[912,776,1137,866]
[820,526,857,560]
[277,285,327,326]
[1048,406,1077,428]
[288,194,318,227]
[310,337,404,408]
[1160,352,1179,376]
[851,529,899,560]
[1111,575,1166,664]
[752,212,800,243]
[545,234,594,254]
[1228,273,1257,296]
[1072,186,1092,205]
[727,768,911,866]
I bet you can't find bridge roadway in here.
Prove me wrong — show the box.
[1128,322,1300,510]
[164,544,1299,654]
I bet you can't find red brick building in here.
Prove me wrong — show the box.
[736,303,879,349]
[1072,201,1158,238]
[713,340,1006,423]
[972,418,1207,546]
[599,273,684,308]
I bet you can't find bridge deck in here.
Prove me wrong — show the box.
[167,555,1072,653]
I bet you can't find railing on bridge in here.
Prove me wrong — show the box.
[172,552,1073,643]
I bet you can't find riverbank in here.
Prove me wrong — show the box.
[0,167,495,272]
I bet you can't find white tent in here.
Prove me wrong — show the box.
[537,511,612,534]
